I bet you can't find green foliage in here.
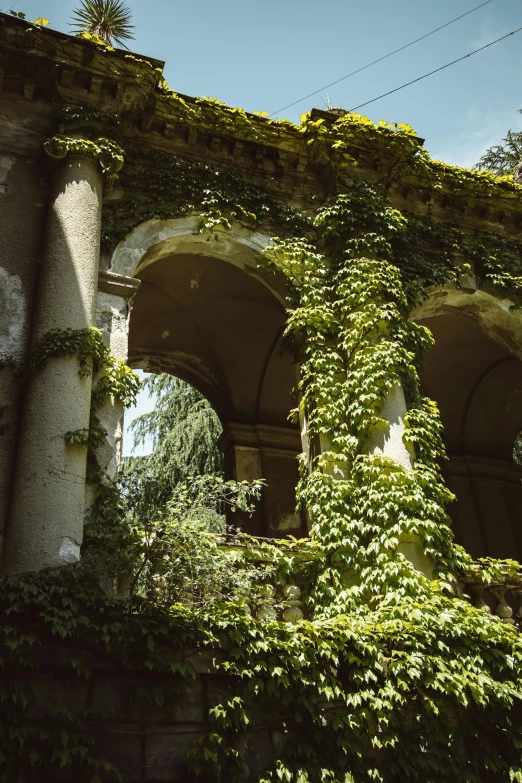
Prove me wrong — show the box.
[93,356,141,408]
[477,111,522,176]
[28,326,140,406]
[124,374,224,525]
[70,0,134,48]
[55,105,123,147]
[2,563,522,783]
[301,109,520,197]
[56,104,120,128]
[27,326,140,457]
[102,144,308,250]
[265,184,460,617]
[254,177,522,779]
[64,424,107,450]
[27,326,107,377]
[44,135,124,178]
[462,555,522,585]
[128,375,222,471]
[9,10,49,26]
[82,472,266,611]
[514,432,522,465]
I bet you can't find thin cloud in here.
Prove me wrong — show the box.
[428,105,520,168]
[469,14,504,49]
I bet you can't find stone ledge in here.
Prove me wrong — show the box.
[98,269,140,298]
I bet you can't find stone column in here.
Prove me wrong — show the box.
[256,425,305,537]
[363,382,435,579]
[84,271,139,514]
[363,382,415,470]
[3,155,103,574]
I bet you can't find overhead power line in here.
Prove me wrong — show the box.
[269,0,494,117]
[348,24,522,112]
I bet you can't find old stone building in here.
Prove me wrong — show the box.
[2,11,522,572]
[2,12,522,781]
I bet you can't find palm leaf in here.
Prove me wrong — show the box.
[70,0,135,48]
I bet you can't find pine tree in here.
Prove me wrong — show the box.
[123,374,225,530]
[477,110,522,176]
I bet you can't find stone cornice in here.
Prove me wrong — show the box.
[1,12,521,241]
[218,423,302,454]
[0,12,162,116]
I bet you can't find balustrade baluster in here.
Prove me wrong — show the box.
[510,587,522,625]
[490,586,516,625]
[470,583,490,612]
[282,584,304,623]
[256,584,278,621]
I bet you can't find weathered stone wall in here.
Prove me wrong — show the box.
[25,646,276,782]
[0,141,49,560]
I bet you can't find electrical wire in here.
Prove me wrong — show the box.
[269,0,494,117]
[348,24,522,112]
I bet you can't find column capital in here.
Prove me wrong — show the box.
[44,135,124,178]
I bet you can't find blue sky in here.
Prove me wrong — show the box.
[6,0,521,453]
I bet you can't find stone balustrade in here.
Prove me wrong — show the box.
[459,564,522,630]
[181,538,522,630]
[214,537,310,624]
[243,582,306,623]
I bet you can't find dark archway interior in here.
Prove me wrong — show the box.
[127,252,305,537]
[417,309,522,559]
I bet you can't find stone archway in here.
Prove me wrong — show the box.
[110,218,305,537]
[412,286,522,560]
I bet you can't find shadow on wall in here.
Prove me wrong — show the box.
[414,289,522,560]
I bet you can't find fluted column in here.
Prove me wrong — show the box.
[3,155,103,574]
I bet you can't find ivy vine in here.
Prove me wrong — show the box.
[101,144,310,250]
[27,326,139,457]
[44,136,124,178]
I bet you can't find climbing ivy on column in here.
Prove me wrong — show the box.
[27,325,140,452]
[265,182,462,618]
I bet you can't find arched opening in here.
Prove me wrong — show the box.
[122,242,304,538]
[414,294,522,560]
